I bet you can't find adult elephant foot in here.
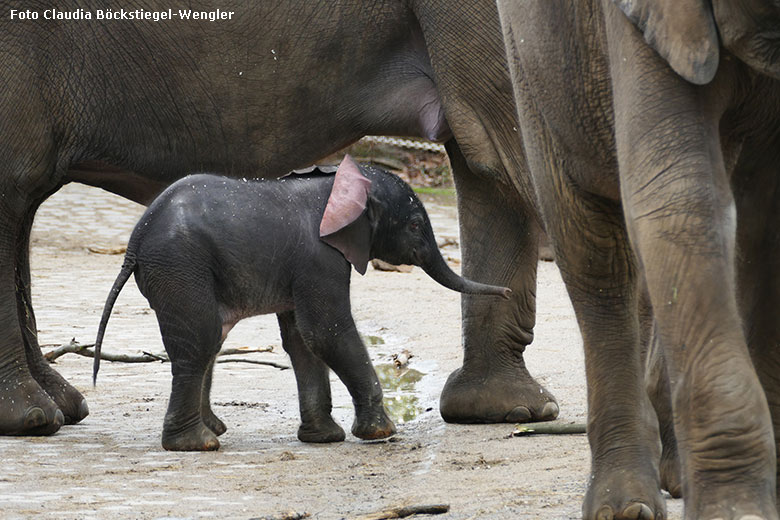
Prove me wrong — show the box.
[440,364,558,423]
[28,360,89,425]
[0,372,64,435]
[583,479,664,520]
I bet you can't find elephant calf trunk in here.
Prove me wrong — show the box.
[422,249,511,299]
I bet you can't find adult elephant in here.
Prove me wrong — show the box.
[0,1,558,435]
[498,0,780,518]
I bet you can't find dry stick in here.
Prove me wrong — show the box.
[511,422,587,436]
[357,504,450,520]
[43,340,286,368]
[216,358,290,370]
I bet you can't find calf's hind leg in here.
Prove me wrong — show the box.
[278,311,345,443]
[200,357,226,436]
[144,273,222,451]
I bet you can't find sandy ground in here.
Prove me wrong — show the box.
[0,182,684,519]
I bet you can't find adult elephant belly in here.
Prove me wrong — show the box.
[60,5,451,202]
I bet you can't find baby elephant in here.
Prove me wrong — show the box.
[94,155,510,451]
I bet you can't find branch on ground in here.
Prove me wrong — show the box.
[357,504,450,519]
[510,422,586,436]
[42,339,287,369]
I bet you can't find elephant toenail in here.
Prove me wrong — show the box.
[622,502,654,520]
[505,406,531,422]
[23,407,47,429]
[54,409,65,426]
[78,399,89,420]
[596,505,614,520]
[540,402,559,420]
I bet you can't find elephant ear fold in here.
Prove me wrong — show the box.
[613,0,719,85]
[319,155,373,275]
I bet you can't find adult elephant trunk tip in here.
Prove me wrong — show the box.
[422,247,511,299]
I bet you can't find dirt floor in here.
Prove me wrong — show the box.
[0,181,684,519]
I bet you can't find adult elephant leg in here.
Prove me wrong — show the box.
[17,199,89,425]
[0,185,64,434]
[639,281,682,498]
[605,6,776,516]
[644,325,681,498]
[532,154,663,518]
[439,140,558,424]
[733,145,780,509]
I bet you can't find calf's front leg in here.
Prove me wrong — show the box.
[293,279,395,440]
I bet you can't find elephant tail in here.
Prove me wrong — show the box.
[93,253,137,385]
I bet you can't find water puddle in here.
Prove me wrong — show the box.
[363,334,385,347]
[375,363,425,424]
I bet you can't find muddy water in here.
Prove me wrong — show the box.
[375,364,425,424]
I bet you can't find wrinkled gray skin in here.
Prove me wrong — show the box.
[498,0,780,518]
[0,0,557,437]
[92,163,510,451]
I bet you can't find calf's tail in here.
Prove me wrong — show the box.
[93,254,137,385]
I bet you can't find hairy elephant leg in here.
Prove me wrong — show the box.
[605,7,776,517]
[200,356,226,436]
[277,311,345,443]
[439,141,558,424]
[148,275,222,451]
[293,280,394,441]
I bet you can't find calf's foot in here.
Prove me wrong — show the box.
[162,420,220,451]
[440,364,558,423]
[352,405,396,440]
[202,410,227,436]
[0,374,64,435]
[298,416,346,443]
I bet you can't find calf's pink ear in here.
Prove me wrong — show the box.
[319,155,373,275]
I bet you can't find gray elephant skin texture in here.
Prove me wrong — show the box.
[1,0,559,438]
[498,0,780,518]
[92,157,510,451]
